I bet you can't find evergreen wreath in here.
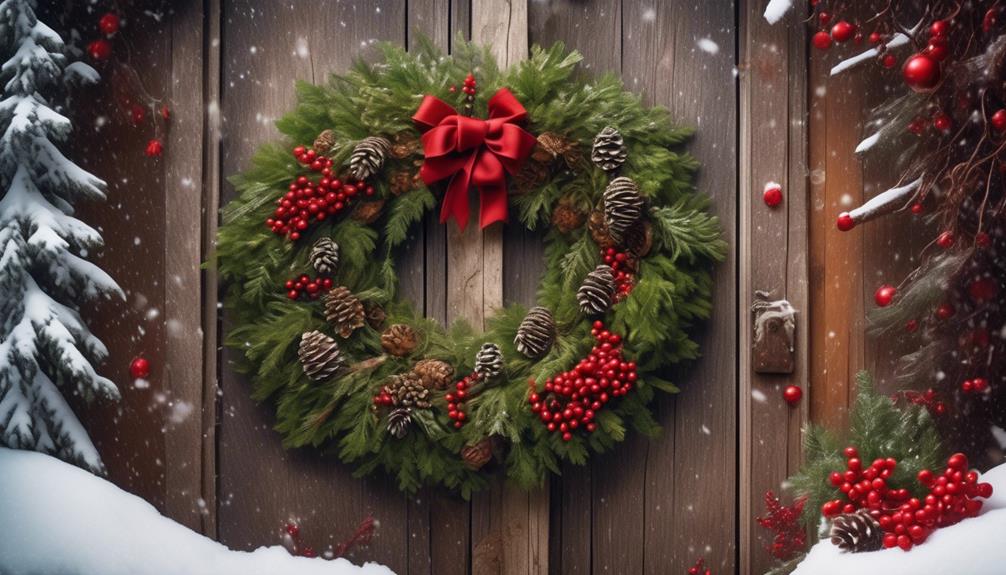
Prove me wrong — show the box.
[216,39,726,496]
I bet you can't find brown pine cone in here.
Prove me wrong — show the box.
[588,208,617,249]
[389,171,416,196]
[389,131,420,159]
[622,220,653,258]
[381,324,418,357]
[365,303,387,330]
[413,359,454,390]
[351,200,386,224]
[551,199,587,234]
[830,509,883,553]
[323,286,365,338]
[532,132,580,167]
[511,159,549,195]
[461,438,493,470]
[313,129,337,154]
[387,372,431,409]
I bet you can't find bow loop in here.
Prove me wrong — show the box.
[412,87,535,230]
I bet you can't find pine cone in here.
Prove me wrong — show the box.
[603,177,645,242]
[551,198,587,234]
[381,324,418,357]
[413,359,454,390]
[461,438,493,470]
[323,286,365,338]
[511,159,549,195]
[622,220,653,258]
[830,510,883,553]
[591,126,627,172]
[514,306,555,358]
[298,330,347,381]
[387,372,431,409]
[577,264,615,315]
[389,170,416,196]
[310,237,340,276]
[588,208,617,249]
[389,131,420,159]
[313,129,337,154]
[348,136,391,180]
[386,407,413,439]
[365,303,387,330]
[532,132,580,167]
[474,343,504,379]
[351,200,385,224]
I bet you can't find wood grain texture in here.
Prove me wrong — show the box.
[217,2,409,572]
[739,2,808,573]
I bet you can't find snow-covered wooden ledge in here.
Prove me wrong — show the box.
[0,449,394,575]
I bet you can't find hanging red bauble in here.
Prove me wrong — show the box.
[902,53,941,92]
[936,230,955,248]
[145,139,164,157]
[129,357,151,379]
[831,21,856,43]
[812,31,832,51]
[836,212,855,231]
[874,284,897,307]
[87,39,112,61]
[991,110,1006,132]
[763,183,783,207]
[98,12,120,36]
[968,277,998,303]
[783,385,803,406]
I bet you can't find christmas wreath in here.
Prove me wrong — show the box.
[216,40,726,496]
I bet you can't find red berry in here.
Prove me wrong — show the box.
[933,113,952,132]
[947,453,968,470]
[935,303,955,320]
[129,357,151,379]
[831,21,856,43]
[905,319,919,332]
[881,53,897,69]
[910,202,924,214]
[763,183,783,207]
[902,53,941,92]
[930,20,949,37]
[99,12,120,35]
[868,31,883,44]
[812,31,832,50]
[145,139,164,157]
[782,385,802,406]
[936,231,955,248]
[836,212,855,231]
[968,277,998,303]
[87,39,112,61]
[976,232,991,247]
[972,378,989,392]
[992,110,1006,132]
[874,284,897,307]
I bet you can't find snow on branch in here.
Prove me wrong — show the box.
[831,33,910,76]
[763,0,794,24]
[841,177,923,227]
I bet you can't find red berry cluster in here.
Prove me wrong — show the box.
[601,248,635,300]
[371,389,394,407]
[686,557,711,575]
[446,373,481,429]
[461,73,477,96]
[528,321,637,442]
[961,377,990,394]
[285,274,334,301]
[87,12,119,61]
[811,12,857,51]
[897,388,947,417]
[756,491,807,561]
[265,146,373,240]
[822,448,993,551]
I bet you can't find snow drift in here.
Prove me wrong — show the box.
[0,448,395,575]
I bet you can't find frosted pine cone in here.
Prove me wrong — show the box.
[381,324,418,357]
[514,306,555,358]
[830,509,883,553]
[323,286,365,338]
[474,343,504,379]
[387,372,431,409]
[386,407,412,439]
[591,126,627,172]
[298,330,347,381]
[603,177,645,242]
[309,237,340,275]
[577,264,615,315]
[348,136,391,180]
[413,359,454,390]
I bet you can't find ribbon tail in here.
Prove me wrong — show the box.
[478,183,508,229]
[440,170,472,231]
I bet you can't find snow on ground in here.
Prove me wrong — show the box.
[0,449,396,575]
[793,461,1006,575]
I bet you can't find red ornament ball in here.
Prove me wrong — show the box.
[783,385,803,406]
[812,31,832,51]
[145,139,164,157]
[936,231,955,248]
[933,113,952,132]
[935,302,956,320]
[98,12,120,35]
[831,21,856,43]
[129,357,151,379]
[763,183,783,208]
[874,284,897,307]
[87,39,112,61]
[836,212,855,232]
[991,110,1006,132]
[902,53,941,92]
[881,54,897,69]
[910,202,924,215]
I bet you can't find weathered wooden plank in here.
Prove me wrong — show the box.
[217,2,409,572]
[622,1,739,573]
[739,1,808,572]
[163,0,210,533]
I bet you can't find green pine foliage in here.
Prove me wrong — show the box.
[787,372,944,528]
[215,39,725,496]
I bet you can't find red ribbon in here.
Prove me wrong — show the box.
[413,88,537,230]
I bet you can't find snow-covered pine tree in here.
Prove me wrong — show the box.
[0,0,123,473]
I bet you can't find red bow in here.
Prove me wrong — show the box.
[413,88,537,230]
